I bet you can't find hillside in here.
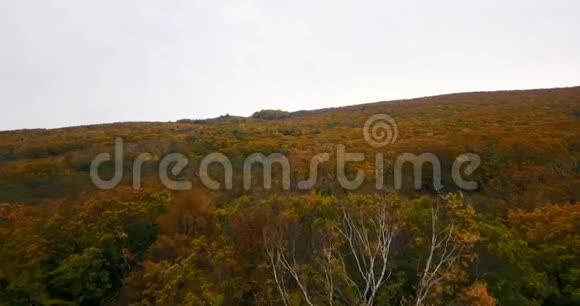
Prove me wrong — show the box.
[1,86,578,207]
[0,86,579,305]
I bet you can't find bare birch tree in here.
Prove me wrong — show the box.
[263,222,314,306]
[263,194,399,306]
[414,194,479,306]
[334,195,398,305]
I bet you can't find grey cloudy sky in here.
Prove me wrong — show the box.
[1,0,579,130]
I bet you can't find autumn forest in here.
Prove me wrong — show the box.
[0,87,579,305]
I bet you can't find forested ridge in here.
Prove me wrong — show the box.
[0,86,579,305]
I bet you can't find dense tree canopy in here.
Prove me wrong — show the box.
[0,87,579,305]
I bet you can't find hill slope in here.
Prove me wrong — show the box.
[0,86,578,208]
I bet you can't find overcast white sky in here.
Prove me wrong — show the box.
[0,0,579,130]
